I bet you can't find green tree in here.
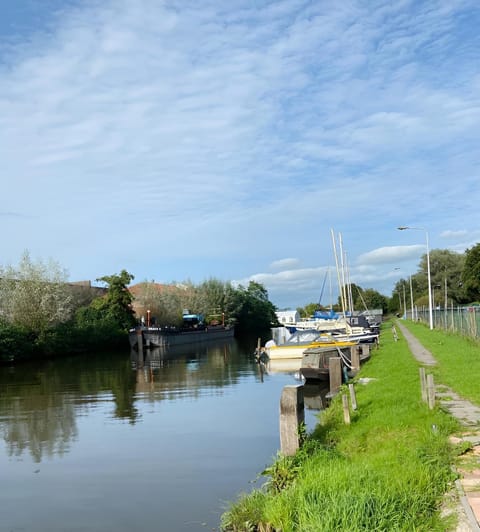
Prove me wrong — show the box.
[78,270,136,331]
[0,251,72,332]
[234,281,278,334]
[394,249,467,308]
[462,243,480,302]
[420,249,466,304]
[359,288,388,314]
[297,302,322,318]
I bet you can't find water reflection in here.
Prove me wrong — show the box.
[304,382,330,411]
[0,338,330,531]
[0,351,138,462]
[0,339,253,463]
[1,393,77,463]
[131,338,252,399]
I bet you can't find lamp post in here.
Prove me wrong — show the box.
[409,275,415,321]
[398,226,433,330]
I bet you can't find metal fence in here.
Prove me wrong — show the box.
[403,306,480,339]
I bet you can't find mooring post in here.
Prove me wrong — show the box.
[350,345,360,371]
[342,394,351,424]
[279,385,305,456]
[361,344,370,358]
[419,367,427,403]
[348,383,357,410]
[392,325,398,341]
[426,373,435,410]
[136,328,144,359]
[329,357,342,395]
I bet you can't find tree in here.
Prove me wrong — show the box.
[393,249,467,308]
[234,281,278,334]
[420,249,466,304]
[462,243,480,302]
[359,289,388,314]
[0,251,72,332]
[297,302,322,318]
[78,270,136,331]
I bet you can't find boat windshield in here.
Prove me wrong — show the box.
[287,330,322,343]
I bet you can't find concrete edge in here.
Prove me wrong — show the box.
[455,478,480,531]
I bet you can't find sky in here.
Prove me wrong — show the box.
[1,0,479,310]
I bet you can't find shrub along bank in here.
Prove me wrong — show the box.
[221,321,466,532]
[0,320,127,363]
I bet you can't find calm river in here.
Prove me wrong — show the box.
[0,337,327,532]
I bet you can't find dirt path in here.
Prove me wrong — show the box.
[395,321,480,532]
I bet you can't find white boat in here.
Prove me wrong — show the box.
[265,329,357,360]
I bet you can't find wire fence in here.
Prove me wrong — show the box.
[403,306,479,339]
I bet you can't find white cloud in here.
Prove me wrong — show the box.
[357,245,426,266]
[0,0,479,307]
[269,258,301,270]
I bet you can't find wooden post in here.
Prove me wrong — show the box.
[361,344,370,358]
[419,367,427,403]
[350,345,360,371]
[342,394,351,424]
[426,374,435,410]
[329,357,342,395]
[136,328,144,359]
[392,325,398,341]
[280,385,305,456]
[348,383,357,410]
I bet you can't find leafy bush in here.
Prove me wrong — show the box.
[0,322,38,362]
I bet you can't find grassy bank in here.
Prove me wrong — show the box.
[399,319,480,404]
[221,321,463,531]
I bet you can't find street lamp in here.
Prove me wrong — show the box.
[398,226,433,330]
[409,275,415,321]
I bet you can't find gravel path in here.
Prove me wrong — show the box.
[395,320,480,532]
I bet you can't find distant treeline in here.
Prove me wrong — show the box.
[0,252,279,363]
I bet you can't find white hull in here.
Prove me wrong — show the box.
[266,339,356,360]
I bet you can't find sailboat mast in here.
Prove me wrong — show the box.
[344,250,354,314]
[331,229,347,319]
[338,232,348,314]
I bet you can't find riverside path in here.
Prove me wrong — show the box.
[396,320,480,532]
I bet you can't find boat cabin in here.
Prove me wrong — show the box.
[181,311,205,330]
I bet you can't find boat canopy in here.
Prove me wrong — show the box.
[313,309,338,320]
[182,313,205,326]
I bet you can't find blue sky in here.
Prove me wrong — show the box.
[1,0,479,309]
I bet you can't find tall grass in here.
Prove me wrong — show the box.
[221,321,459,531]
[399,320,480,404]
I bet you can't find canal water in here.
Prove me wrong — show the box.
[0,338,328,532]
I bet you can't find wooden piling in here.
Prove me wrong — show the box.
[426,374,435,410]
[329,357,342,396]
[342,394,351,424]
[350,346,360,371]
[419,367,427,403]
[348,383,357,411]
[136,328,144,359]
[392,325,398,341]
[279,385,305,456]
[361,344,370,358]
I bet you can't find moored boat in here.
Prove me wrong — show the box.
[264,329,357,360]
[129,312,234,349]
[300,343,372,381]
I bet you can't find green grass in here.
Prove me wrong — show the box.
[221,321,461,531]
[399,320,480,404]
